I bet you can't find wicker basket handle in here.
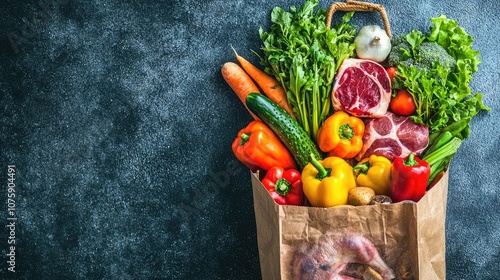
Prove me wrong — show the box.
[326,0,392,39]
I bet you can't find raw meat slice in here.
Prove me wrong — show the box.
[356,112,429,161]
[332,58,391,117]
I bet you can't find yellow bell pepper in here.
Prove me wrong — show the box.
[317,111,365,159]
[353,154,392,195]
[301,154,356,207]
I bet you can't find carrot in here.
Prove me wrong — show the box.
[221,62,261,120]
[232,47,295,119]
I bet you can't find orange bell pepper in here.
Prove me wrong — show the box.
[317,111,365,159]
[232,121,297,172]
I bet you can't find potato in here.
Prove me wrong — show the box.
[348,187,376,206]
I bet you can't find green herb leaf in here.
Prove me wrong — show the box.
[391,14,490,135]
[259,0,356,143]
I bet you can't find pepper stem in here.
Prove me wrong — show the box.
[353,162,370,175]
[239,133,250,146]
[310,153,331,180]
[404,153,418,167]
[275,179,291,196]
[339,124,354,140]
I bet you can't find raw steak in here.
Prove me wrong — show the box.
[332,58,391,117]
[356,112,429,161]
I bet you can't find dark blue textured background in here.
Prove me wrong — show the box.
[0,0,498,279]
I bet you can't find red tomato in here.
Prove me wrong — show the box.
[386,66,397,85]
[390,89,416,116]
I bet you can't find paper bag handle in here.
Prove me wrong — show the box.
[326,0,392,40]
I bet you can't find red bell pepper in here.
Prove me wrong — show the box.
[261,167,304,206]
[390,153,430,202]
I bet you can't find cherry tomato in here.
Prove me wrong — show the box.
[386,66,397,85]
[390,89,416,116]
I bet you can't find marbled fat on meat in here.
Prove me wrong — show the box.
[356,112,429,161]
[332,58,391,117]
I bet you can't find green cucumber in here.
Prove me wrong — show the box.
[245,93,322,170]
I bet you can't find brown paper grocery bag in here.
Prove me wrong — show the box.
[251,170,449,280]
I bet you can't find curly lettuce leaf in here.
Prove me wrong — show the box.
[428,15,481,74]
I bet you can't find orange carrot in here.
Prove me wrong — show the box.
[221,62,261,120]
[232,47,295,119]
